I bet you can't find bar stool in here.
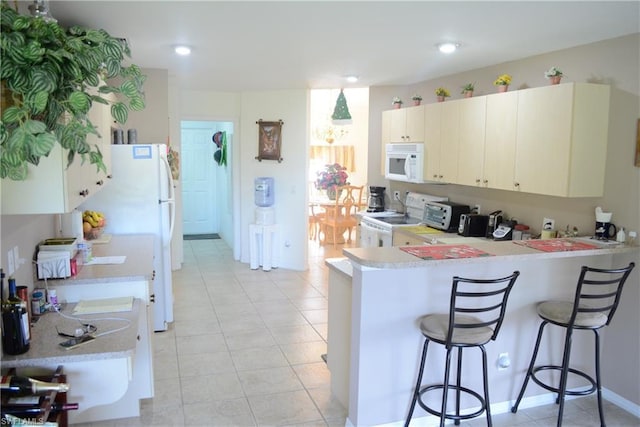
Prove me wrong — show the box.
[511,262,635,427]
[405,271,520,427]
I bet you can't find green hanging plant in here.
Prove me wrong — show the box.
[0,0,146,180]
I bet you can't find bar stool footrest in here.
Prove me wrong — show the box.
[531,365,597,396]
[417,384,486,422]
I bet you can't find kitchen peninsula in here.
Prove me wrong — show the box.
[1,235,155,424]
[326,239,639,426]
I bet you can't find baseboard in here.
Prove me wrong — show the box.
[369,388,639,427]
[603,388,640,417]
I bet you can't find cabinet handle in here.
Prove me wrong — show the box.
[514,182,520,188]
[433,174,438,179]
[150,294,155,303]
[475,179,481,184]
[439,175,443,179]
[79,189,89,197]
[107,174,113,179]
[137,335,141,341]
[483,179,488,184]
[96,180,104,186]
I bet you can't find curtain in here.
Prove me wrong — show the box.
[310,145,355,172]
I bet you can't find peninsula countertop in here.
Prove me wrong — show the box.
[341,237,638,269]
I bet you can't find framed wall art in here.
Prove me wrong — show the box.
[256,119,284,163]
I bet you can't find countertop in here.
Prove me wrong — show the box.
[41,234,155,286]
[342,237,638,269]
[1,299,141,368]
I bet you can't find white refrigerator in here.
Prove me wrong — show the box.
[81,144,175,331]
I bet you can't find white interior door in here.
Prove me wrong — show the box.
[181,125,217,235]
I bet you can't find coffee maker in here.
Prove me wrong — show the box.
[367,186,386,212]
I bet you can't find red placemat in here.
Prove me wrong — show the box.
[514,238,599,252]
[400,244,494,260]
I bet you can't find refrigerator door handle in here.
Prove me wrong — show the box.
[159,151,176,247]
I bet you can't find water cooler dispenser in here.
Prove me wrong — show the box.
[250,177,278,271]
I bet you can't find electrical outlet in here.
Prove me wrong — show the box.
[393,191,401,201]
[543,217,555,230]
[497,352,511,370]
[473,204,481,214]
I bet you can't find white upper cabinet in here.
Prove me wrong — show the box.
[383,105,425,143]
[457,97,488,187]
[1,100,113,215]
[483,91,518,191]
[514,83,610,197]
[381,83,610,197]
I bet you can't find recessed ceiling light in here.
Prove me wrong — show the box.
[437,42,460,54]
[175,46,191,56]
[345,75,359,83]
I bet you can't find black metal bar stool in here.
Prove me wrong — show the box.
[405,271,520,427]
[511,262,635,427]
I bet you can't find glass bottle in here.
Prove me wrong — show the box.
[0,375,69,396]
[1,278,30,355]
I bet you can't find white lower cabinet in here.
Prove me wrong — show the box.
[51,279,154,422]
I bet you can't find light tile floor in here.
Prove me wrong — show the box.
[79,238,639,426]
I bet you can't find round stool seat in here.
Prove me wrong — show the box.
[537,301,608,328]
[420,314,494,345]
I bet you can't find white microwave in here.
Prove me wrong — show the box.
[385,143,425,183]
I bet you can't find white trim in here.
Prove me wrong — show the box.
[353,389,640,427]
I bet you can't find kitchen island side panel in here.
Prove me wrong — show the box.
[344,253,628,426]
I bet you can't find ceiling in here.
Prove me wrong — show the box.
[25,1,640,91]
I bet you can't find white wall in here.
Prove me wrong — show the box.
[238,90,310,271]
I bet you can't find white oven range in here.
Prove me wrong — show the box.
[359,192,448,248]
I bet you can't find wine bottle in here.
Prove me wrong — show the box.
[0,376,70,396]
[1,278,30,355]
[1,401,79,419]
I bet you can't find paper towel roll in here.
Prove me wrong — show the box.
[61,209,84,241]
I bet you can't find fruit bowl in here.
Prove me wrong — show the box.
[84,226,104,241]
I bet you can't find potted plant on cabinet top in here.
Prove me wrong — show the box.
[411,94,422,106]
[461,83,475,98]
[0,1,147,180]
[544,66,564,85]
[435,87,451,102]
[493,74,512,92]
[392,97,403,109]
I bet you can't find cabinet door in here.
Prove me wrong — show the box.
[1,100,112,214]
[515,85,573,196]
[86,99,113,190]
[388,108,407,142]
[423,103,442,181]
[457,97,487,186]
[381,110,392,174]
[404,105,425,142]
[439,100,460,183]
[484,91,518,190]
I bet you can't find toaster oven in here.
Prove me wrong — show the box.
[423,201,471,232]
